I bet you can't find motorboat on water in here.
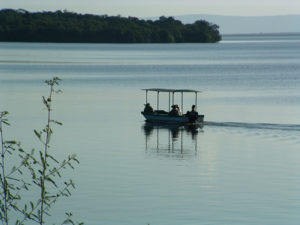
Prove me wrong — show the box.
[141,88,204,124]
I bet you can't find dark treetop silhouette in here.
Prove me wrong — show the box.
[0,9,221,43]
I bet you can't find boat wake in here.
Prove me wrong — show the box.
[205,121,300,132]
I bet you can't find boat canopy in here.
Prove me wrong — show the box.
[142,88,201,112]
[142,88,201,93]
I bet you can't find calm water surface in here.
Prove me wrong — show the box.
[1,34,300,224]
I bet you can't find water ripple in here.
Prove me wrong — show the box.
[205,121,300,132]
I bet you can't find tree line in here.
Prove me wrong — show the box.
[0,9,222,43]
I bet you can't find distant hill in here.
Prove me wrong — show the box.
[173,14,300,34]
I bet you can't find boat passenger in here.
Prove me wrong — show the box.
[143,103,154,114]
[168,105,179,116]
[190,105,198,115]
[175,104,182,116]
[186,105,198,122]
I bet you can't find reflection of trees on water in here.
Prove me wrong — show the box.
[142,123,203,159]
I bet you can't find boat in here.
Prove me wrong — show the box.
[141,88,204,124]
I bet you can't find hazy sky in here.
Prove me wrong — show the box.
[2,0,300,17]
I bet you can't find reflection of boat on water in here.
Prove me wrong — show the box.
[143,122,202,138]
[141,88,204,124]
[142,123,203,159]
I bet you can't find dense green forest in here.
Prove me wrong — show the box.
[0,9,221,43]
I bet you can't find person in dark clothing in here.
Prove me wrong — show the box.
[186,105,198,122]
[168,105,179,116]
[190,105,198,115]
[143,103,154,114]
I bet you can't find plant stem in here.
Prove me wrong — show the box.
[0,114,8,225]
[40,83,54,225]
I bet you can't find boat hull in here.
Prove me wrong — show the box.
[141,112,204,124]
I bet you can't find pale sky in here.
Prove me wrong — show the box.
[2,0,300,17]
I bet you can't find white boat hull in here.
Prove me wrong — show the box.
[141,112,204,124]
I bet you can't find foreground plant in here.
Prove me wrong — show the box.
[0,77,82,225]
[0,111,32,225]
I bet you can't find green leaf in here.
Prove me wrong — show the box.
[70,180,75,189]
[38,169,43,175]
[17,168,23,175]
[2,120,10,125]
[10,166,17,174]
[67,162,74,169]
[47,153,59,163]
[45,176,57,187]
[30,201,34,210]
[42,96,48,106]
[46,134,52,145]
[62,218,75,225]
[50,120,63,126]
[5,140,17,144]
[40,151,45,167]
[34,130,41,139]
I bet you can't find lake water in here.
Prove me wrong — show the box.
[1,34,300,224]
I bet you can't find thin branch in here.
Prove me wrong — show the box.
[40,78,57,224]
[0,113,8,225]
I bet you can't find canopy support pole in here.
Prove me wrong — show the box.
[157,91,159,110]
[145,90,148,104]
[181,92,183,114]
[172,92,174,106]
[168,92,171,112]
